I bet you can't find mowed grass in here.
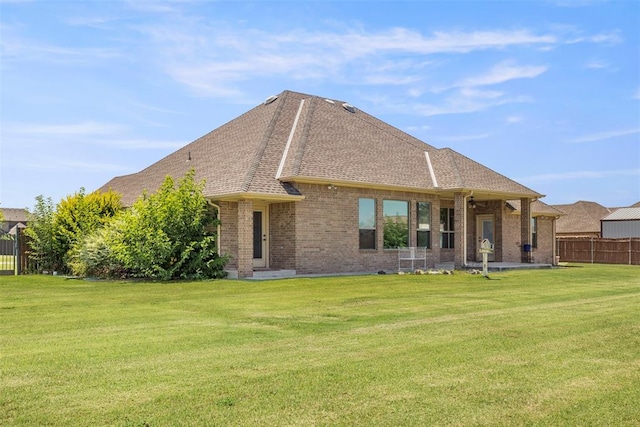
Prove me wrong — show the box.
[1,265,639,426]
[0,255,14,269]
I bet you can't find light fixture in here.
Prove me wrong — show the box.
[186,151,191,162]
[327,184,337,190]
[468,196,477,209]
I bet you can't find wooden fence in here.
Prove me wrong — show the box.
[557,237,640,265]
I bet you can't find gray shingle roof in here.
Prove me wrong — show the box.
[552,201,612,234]
[0,208,28,222]
[100,90,543,206]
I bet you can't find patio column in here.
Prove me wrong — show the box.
[520,198,532,263]
[237,199,254,278]
[454,192,465,268]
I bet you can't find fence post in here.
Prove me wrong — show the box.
[15,227,21,275]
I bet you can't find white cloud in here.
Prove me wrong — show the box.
[585,59,610,69]
[633,89,640,100]
[449,61,548,89]
[403,89,532,117]
[506,116,523,124]
[566,30,623,45]
[139,23,560,97]
[569,128,640,143]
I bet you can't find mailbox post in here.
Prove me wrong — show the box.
[478,239,494,278]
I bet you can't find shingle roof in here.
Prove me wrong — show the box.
[602,207,640,221]
[100,90,543,206]
[0,208,28,222]
[507,199,564,217]
[552,201,612,234]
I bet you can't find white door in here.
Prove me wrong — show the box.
[476,215,495,262]
[252,208,268,268]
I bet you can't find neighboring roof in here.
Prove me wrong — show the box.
[552,201,612,234]
[601,207,640,221]
[507,199,564,217]
[0,208,28,222]
[100,90,543,206]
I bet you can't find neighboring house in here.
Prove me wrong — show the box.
[100,90,560,278]
[552,201,612,238]
[0,208,28,234]
[601,207,640,238]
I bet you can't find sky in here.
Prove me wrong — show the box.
[1,0,639,211]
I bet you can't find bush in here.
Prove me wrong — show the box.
[102,170,227,280]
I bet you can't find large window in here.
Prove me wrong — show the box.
[383,200,409,248]
[359,198,376,249]
[417,202,431,249]
[440,207,455,249]
[531,217,538,248]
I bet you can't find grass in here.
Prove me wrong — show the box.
[0,255,15,270]
[1,264,639,426]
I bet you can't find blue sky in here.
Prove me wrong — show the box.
[1,0,639,210]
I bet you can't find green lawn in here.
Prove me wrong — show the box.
[0,255,14,270]
[1,264,639,426]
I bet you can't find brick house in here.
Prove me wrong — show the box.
[552,201,612,238]
[100,90,561,278]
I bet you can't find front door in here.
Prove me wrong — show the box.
[476,214,495,262]
[252,208,268,268]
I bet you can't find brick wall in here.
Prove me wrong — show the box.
[291,183,441,274]
[269,202,297,270]
[237,200,253,277]
[217,189,556,276]
[218,201,238,268]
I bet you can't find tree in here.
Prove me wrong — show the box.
[24,195,59,272]
[107,170,227,280]
[53,188,122,271]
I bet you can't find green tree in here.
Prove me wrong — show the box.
[24,195,59,272]
[108,170,227,280]
[53,188,122,271]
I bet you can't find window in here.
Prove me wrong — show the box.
[417,202,431,249]
[359,198,376,249]
[383,200,409,249]
[440,207,455,249]
[531,217,538,248]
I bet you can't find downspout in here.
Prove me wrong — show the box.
[207,200,221,255]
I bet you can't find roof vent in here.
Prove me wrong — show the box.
[264,95,278,105]
[324,99,335,104]
[342,102,356,113]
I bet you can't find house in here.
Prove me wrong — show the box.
[100,90,560,278]
[601,207,640,238]
[552,201,612,238]
[0,208,28,234]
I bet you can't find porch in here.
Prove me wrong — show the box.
[225,261,553,280]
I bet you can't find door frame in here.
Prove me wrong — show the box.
[476,214,495,262]
[252,205,269,268]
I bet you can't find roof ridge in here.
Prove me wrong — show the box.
[291,96,317,177]
[241,91,288,192]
